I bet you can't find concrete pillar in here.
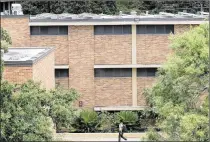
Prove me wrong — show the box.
[132,24,137,106]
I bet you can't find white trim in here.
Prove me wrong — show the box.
[94,106,148,111]
[94,64,162,68]
[29,21,207,26]
[54,65,69,69]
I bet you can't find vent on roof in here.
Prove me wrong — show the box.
[9,54,28,60]
[130,10,137,15]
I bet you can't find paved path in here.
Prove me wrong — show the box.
[54,133,144,141]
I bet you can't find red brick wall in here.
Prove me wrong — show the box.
[55,78,69,89]
[30,36,69,65]
[95,78,132,106]
[3,66,33,84]
[69,26,95,108]
[1,16,30,47]
[137,35,172,64]
[94,35,132,64]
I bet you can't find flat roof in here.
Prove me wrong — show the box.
[28,12,208,25]
[3,47,54,66]
[30,12,208,21]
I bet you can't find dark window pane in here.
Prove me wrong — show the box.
[114,26,123,35]
[94,69,100,77]
[137,68,147,77]
[40,26,48,35]
[0,3,3,12]
[104,26,113,34]
[165,25,174,34]
[137,25,146,34]
[55,69,69,78]
[30,26,40,35]
[146,25,155,34]
[5,2,8,10]
[59,26,68,35]
[94,26,104,35]
[48,26,58,35]
[113,68,121,77]
[123,68,132,77]
[155,25,165,34]
[123,25,131,34]
[105,68,113,77]
[147,68,157,77]
[94,68,132,77]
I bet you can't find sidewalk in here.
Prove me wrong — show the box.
[54,133,145,141]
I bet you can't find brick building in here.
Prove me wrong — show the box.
[2,48,55,90]
[1,12,208,110]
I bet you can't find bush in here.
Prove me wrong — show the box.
[98,112,116,132]
[142,127,161,141]
[116,111,138,125]
[72,110,100,132]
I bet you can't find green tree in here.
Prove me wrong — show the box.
[1,27,12,53]
[143,23,209,141]
[0,80,79,141]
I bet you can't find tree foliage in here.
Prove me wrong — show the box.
[21,0,117,15]
[0,80,79,141]
[21,0,209,15]
[1,27,12,52]
[143,23,209,141]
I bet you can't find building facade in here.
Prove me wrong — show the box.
[1,13,207,110]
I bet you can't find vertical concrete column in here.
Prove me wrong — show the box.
[132,24,137,106]
[8,2,10,15]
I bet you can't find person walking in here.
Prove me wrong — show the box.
[118,120,127,142]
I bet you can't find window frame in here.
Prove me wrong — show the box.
[137,68,157,77]
[30,26,68,36]
[94,25,132,35]
[94,68,132,78]
[137,25,174,34]
[55,69,69,78]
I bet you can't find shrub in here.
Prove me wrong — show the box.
[116,111,138,125]
[98,112,116,132]
[72,110,100,132]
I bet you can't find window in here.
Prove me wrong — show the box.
[94,68,132,77]
[114,26,123,34]
[40,26,48,35]
[137,68,157,77]
[147,25,155,34]
[30,26,68,35]
[137,25,174,34]
[55,69,69,78]
[30,26,39,35]
[59,26,68,35]
[165,25,174,34]
[48,26,58,35]
[94,25,131,35]
[104,26,113,34]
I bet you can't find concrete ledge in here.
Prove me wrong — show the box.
[94,106,148,111]
[29,20,208,26]
[54,133,145,141]
[55,65,69,69]
[94,64,162,68]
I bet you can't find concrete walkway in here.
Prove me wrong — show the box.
[54,133,145,141]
